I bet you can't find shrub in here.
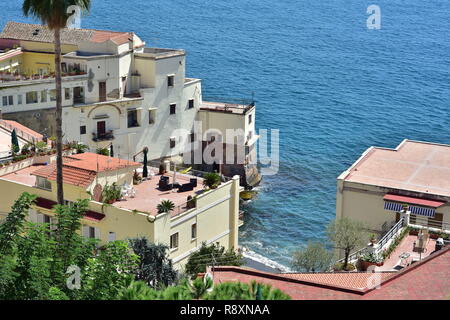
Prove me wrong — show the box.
[203,172,221,189]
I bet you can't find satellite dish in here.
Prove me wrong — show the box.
[93,184,103,202]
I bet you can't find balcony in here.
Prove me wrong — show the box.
[0,71,88,87]
[92,130,114,142]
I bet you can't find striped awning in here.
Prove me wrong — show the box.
[409,205,435,218]
[384,201,404,212]
[383,194,444,218]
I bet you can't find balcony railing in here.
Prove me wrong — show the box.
[0,71,87,83]
[92,130,114,142]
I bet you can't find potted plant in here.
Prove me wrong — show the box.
[133,171,142,185]
[157,199,175,215]
[203,172,221,189]
[159,163,166,175]
[401,203,409,213]
[359,252,383,271]
[369,233,377,246]
[102,183,121,204]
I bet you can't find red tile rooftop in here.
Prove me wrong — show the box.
[342,140,450,198]
[210,246,450,300]
[113,172,203,216]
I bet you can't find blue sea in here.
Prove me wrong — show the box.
[2,0,449,268]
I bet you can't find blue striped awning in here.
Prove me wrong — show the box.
[384,201,403,212]
[409,205,435,218]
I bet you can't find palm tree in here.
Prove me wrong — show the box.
[22,0,91,204]
[157,200,175,215]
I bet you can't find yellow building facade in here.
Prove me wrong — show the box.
[0,152,241,270]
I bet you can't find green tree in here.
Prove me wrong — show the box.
[129,237,177,289]
[188,277,213,300]
[291,241,333,272]
[184,242,244,278]
[204,281,291,300]
[117,280,160,300]
[80,240,139,300]
[327,218,367,270]
[0,192,36,254]
[157,199,175,214]
[23,0,91,204]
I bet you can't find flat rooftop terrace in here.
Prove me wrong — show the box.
[113,170,204,217]
[342,140,450,198]
[0,164,204,217]
[200,101,254,115]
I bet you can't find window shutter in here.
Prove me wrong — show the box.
[94,227,101,240]
[37,213,45,223]
[108,232,116,242]
[28,209,38,223]
[82,225,90,238]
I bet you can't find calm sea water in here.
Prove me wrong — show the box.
[2,0,449,268]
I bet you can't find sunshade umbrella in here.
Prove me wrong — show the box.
[109,144,114,157]
[142,147,148,178]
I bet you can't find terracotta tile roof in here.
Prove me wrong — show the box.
[64,153,140,172]
[0,22,131,46]
[209,246,450,300]
[281,272,395,291]
[32,162,96,188]
[31,153,140,188]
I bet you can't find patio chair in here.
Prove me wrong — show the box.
[190,178,198,188]
[159,178,173,191]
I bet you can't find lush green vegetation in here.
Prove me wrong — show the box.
[0,193,289,300]
[184,242,244,278]
[327,217,367,270]
[203,172,221,189]
[292,241,333,272]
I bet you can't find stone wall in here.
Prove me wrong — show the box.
[2,108,56,137]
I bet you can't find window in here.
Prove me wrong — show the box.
[170,233,179,250]
[127,109,139,128]
[26,91,38,104]
[41,90,47,103]
[170,137,176,149]
[188,99,194,109]
[191,223,197,240]
[167,75,174,87]
[36,177,52,190]
[149,109,156,124]
[2,95,14,106]
[80,125,86,135]
[170,104,176,115]
[89,226,95,239]
[83,225,99,239]
[65,88,71,100]
[17,94,22,104]
[64,200,74,207]
[248,114,252,124]
[108,232,116,242]
[49,89,56,101]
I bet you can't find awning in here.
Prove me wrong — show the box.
[383,194,445,208]
[35,197,105,221]
[383,194,446,218]
[83,210,105,222]
[35,197,57,210]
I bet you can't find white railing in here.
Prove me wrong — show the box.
[0,119,41,143]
